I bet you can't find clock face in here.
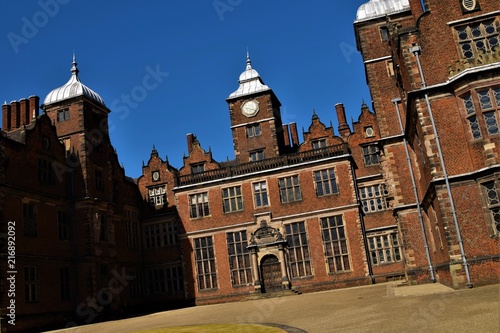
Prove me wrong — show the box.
[241,100,259,117]
[152,171,160,181]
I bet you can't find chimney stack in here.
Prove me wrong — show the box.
[186,133,196,154]
[283,124,290,148]
[2,103,11,130]
[11,101,20,129]
[29,96,40,121]
[289,122,299,147]
[335,103,351,138]
[19,98,29,127]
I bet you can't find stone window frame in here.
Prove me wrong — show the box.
[143,222,178,249]
[23,202,37,237]
[222,185,244,213]
[285,221,313,278]
[57,108,70,122]
[252,180,269,207]
[312,138,327,150]
[37,157,55,184]
[320,215,351,273]
[359,183,390,214]
[278,175,303,203]
[479,178,500,237]
[366,228,402,266]
[361,143,381,166]
[191,162,205,174]
[148,185,167,207]
[451,14,499,60]
[313,167,339,197]
[24,266,38,303]
[194,236,218,291]
[249,149,265,161]
[189,192,210,219]
[246,123,262,138]
[458,85,500,141]
[226,230,252,286]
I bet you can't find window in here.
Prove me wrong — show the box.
[312,138,327,150]
[227,231,252,286]
[362,145,380,166]
[380,26,389,41]
[58,211,70,241]
[60,267,71,301]
[189,192,210,218]
[129,270,142,298]
[149,186,166,207]
[23,203,37,236]
[143,222,178,249]
[249,150,264,161]
[96,213,108,241]
[386,60,395,77]
[482,180,500,236]
[222,186,243,213]
[95,169,104,190]
[38,158,55,184]
[321,215,350,273]
[314,168,339,197]
[253,181,269,207]
[460,0,480,13]
[24,266,38,302]
[367,231,402,265]
[285,222,313,278]
[191,163,205,174]
[194,236,217,290]
[359,184,389,213]
[455,19,499,59]
[147,269,165,294]
[57,109,70,122]
[125,210,140,250]
[278,175,302,203]
[165,266,184,294]
[462,88,500,140]
[246,124,261,137]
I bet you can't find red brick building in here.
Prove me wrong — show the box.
[1,1,499,331]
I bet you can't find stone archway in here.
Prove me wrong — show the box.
[260,254,282,293]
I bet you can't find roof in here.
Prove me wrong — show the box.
[228,53,270,99]
[355,0,410,22]
[43,56,106,107]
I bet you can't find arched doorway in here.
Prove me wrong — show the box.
[260,255,282,293]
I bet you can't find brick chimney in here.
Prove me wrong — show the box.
[19,98,29,127]
[186,133,196,154]
[289,122,299,147]
[29,96,40,121]
[11,101,20,129]
[335,103,351,138]
[283,124,290,148]
[2,103,11,130]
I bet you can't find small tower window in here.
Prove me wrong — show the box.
[380,26,389,42]
[57,109,70,122]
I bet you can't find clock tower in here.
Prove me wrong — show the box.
[226,54,287,164]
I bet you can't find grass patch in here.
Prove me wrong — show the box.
[131,323,285,333]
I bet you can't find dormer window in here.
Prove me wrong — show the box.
[312,138,327,150]
[191,163,205,174]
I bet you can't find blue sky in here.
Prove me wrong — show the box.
[1,0,371,178]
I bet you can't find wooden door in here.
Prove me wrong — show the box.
[260,255,282,292]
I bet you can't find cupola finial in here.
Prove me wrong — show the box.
[246,50,252,70]
[71,51,79,76]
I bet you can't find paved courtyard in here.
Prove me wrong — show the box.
[49,282,500,333]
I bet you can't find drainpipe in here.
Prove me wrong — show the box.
[392,97,435,282]
[410,45,472,287]
[350,163,375,284]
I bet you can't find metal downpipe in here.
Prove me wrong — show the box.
[410,45,472,287]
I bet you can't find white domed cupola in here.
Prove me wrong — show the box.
[43,55,106,107]
[228,52,270,99]
[355,0,410,22]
